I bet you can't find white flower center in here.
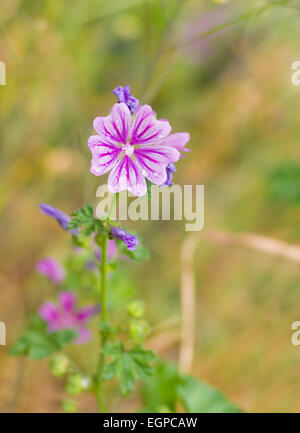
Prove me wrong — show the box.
[122,144,134,157]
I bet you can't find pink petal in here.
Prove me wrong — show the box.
[39,302,59,322]
[97,239,118,263]
[134,145,180,185]
[157,132,191,153]
[107,156,147,197]
[88,139,121,176]
[131,104,172,145]
[75,327,91,344]
[93,103,131,145]
[77,305,99,322]
[107,239,118,261]
[58,291,77,312]
[36,257,65,285]
[93,117,116,145]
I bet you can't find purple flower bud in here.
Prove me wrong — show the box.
[110,227,138,251]
[161,163,176,187]
[112,84,139,114]
[39,203,78,235]
[36,258,65,285]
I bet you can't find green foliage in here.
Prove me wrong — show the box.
[68,204,104,236]
[99,322,118,339]
[140,360,180,412]
[102,341,157,395]
[115,238,149,262]
[141,360,241,413]
[178,376,242,413]
[9,317,77,360]
[266,162,300,205]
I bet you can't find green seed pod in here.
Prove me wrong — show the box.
[66,373,90,395]
[49,355,69,377]
[130,319,150,342]
[127,300,145,318]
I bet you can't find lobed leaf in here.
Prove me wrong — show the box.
[67,204,104,236]
[102,341,157,395]
[140,360,242,413]
[9,317,77,360]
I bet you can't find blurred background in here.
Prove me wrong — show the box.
[2,0,300,412]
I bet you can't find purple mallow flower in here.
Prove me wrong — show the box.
[36,258,65,285]
[39,203,78,235]
[88,102,189,196]
[113,84,139,114]
[39,291,99,344]
[110,227,138,251]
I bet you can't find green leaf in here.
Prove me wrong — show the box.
[178,375,242,413]
[140,361,181,412]
[140,360,242,413]
[102,341,157,395]
[67,204,104,236]
[267,161,300,205]
[9,317,77,360]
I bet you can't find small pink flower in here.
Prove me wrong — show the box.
[39,291,99,344]
[88,103,189,196]
[36,258,65,285]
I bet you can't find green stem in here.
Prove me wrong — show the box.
[96,235,108,412]
[108,192,118,220]
[101,236,108,323]
[96,193,117,412]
